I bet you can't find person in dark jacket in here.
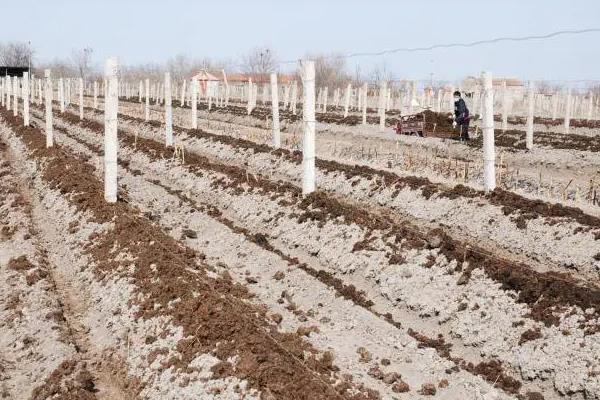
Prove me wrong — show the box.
[453,90,470,141]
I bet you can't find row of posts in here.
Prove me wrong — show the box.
[0,60,318,202]
[5,65,594,201]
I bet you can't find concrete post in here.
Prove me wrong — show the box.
[379,81,387,132]
[191,77,198,129]
[79,78,84,120]
[551,92,558,120]
[104,57,119,203]
[386,87,391,112]
[247,78,253,115]
[65,78,70,106]
[482,71,495,192]
[526,84,534,150]
[334,88,340,108]
[5,76,11,111]
[283,84,290,109]
[323,87,328,113]
[145,79,150,121]
[564,89,572,134]
[270,73,280,149]
[93,81,98,109]
[12,77,18,116]
[222,70,229,107]
[59,78,65,113]
[139,81,143,102]
[180,79,186,107]
[23,72,30,126]
[362,83,368,125]
[301,61,316,195]
[587,93,594,120]
[343,84,351,118]
[164,72,173,147]
[44,70,53,148]
[291,80,298,115]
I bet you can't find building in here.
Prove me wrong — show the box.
[0,66,29,77]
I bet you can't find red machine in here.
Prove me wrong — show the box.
[393,114,426,137]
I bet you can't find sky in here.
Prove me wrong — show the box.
[2,0,600,84]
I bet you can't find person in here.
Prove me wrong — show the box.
[453,91,470,141]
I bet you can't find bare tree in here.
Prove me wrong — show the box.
[368,61,394,84]
[70,47,93,80]
[167,53,191,81]
[35,59,77,77]
[308,53,351,89]
[241,47,277,79]
[0,41,33,67]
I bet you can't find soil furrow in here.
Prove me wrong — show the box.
[3,108,380,400]
[38,106,600,399]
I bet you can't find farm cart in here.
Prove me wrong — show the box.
[393,112,457,139]
[393,114,426,136]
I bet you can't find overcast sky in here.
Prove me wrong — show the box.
[2,0,600,83]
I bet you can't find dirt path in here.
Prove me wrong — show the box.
[1,126,136,399]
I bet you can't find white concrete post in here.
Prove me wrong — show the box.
[333,88,340,108]
[270,73,281,148]
[93,81,98,109]
[68,78,72,106]
[44,70,53,148]
[59,78,65,113]
[164,73,173,147]
[501,81,508,132]
[5,76,10,111]
[322,87,328,113]
[0,77,4,107]
[301,61,316,195]
[587,93,594,120]
[379,81,386,132]
[283,84,290,109]
[12,77,18,116]
[104,57,119,203]
[139,81,143,102]
[180,79,186,107]
[386,87,391,112]
[246,78,253,115]
[564,89,572,134]
[526,84,534,150]
[23,72,30,126]
[343,84,351,118]
[482,71,496,192]
[145,79,150,121]
[222,70,229,107]
[191,77,198,129]
[291,80,298,115]
[551,92,558,120]
[362,83,368,125]
[79,78,84,120]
